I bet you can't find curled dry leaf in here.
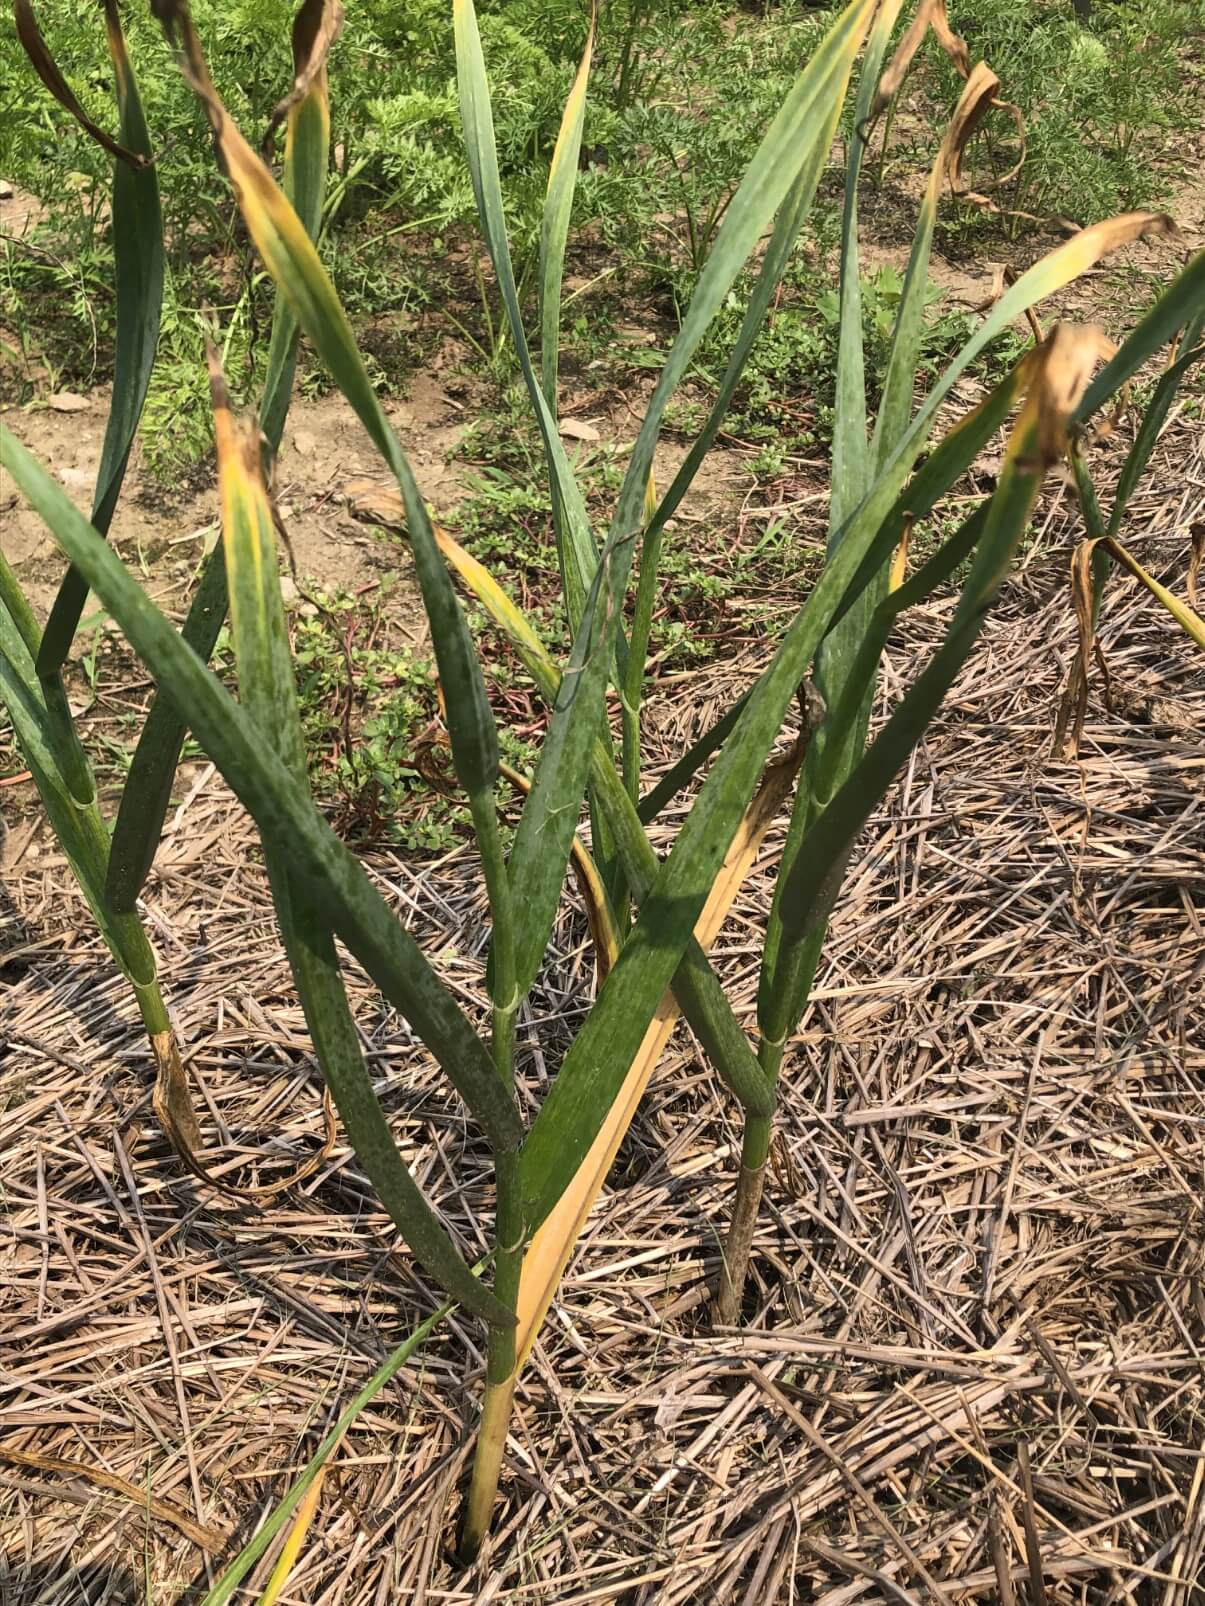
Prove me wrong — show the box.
[941,62,1026,211]
[263,0,345,158]
[1053,536,1104,758]
[873,0,969,115]
[152,1015,338,1201]
[14,0,150,168]
[873,0,1025,220]
[558,417,601,443]
[1027,323,1117,468]
[975,264,1045,347]
[0,1445,225,1552]
[341,477,404,526]
[150,1026,204,1155]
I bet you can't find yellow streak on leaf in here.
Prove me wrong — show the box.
[102,0,133,102]
[642,468,658,528]
[341,477,558,679]
[545,3,595,198]
[209,345,267,603]
[512,745,804,1371]
[156,2,348,361]
[1029,212,1176,298]
[889,515,913,593]
[258,1466,329,1606]
[1102,534,1205,651]
[434,523,551,665]
[150,349,340,1202]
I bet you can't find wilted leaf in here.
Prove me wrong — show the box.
[14,0,150,167]
[0,1444,224,1552]
[873,3,1025,222]
[873,0,969,116]
[1053,536,1103,758]
[974,263,1045,346]
[1030,324,1117,466]
[151,1012,338,1200]
[262,0,344,157]
[941,62,1025,212]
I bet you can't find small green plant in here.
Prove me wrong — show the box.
[291,585,469,849]
[3,0,1200,1584]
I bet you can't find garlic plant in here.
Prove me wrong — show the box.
[3,0,1200,1561]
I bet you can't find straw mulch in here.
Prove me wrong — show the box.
[1,416,1203,1604]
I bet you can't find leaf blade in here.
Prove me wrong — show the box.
[775,326,1107,962]
[513,744,801,1372]
[539,5,595,409]
[35,0,164,674]
[454,0,598,628]
[198,1302,450,1606]
[106,4,333,913]
[2,424,522,1156]
[210,359,507,1322]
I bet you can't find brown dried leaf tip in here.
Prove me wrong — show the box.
[1053,535,1105,759]
[874,0,970,114]
[874,0,1024,217]
[14,0,150,167]
[264,0,345,157]
[1030,324,1117,469]
[206,338,266,483]
[1188,522,1204,610]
